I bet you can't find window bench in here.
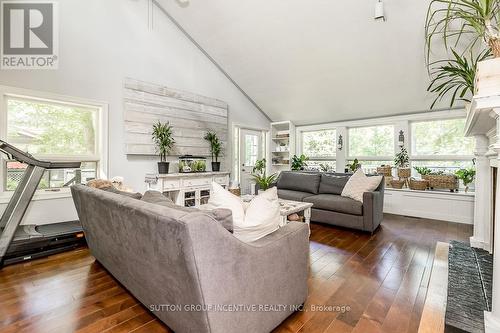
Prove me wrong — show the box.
[384,188,474,224]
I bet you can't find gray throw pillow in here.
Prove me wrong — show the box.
[102,186,142,199]
[319,174,350,195]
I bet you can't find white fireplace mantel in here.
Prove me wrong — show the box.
[465,92,500,333]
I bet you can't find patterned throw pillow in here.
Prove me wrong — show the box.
[341,169,382,203]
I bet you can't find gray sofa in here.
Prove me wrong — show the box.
[71,185,309,333]
[275,172,384,233]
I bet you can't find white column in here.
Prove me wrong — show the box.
[485,110,500,333]
[470,134,492,251]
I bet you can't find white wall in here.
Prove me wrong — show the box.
[0,0,270,224]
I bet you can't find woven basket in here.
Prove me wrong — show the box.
[423,174,459,192]
[228,188,241,196]
[409,179,428,191]
[384,176,393,187]
[377,165,392,177]
[397,168,411,178]
[390,179,405,189]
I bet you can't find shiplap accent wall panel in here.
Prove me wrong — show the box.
[124,78,228,156]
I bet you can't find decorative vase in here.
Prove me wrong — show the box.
[211,162,221,172]
[158,162,169,174]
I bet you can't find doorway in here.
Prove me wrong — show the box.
[237,128,266,195]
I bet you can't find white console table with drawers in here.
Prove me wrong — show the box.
[145,172,230,208]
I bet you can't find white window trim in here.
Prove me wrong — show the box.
[0,85,109,198]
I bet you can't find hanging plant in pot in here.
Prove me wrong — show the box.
[425,0,500,59]
[152,121,175,174]
[427,49,491,108]
[394,147,410,178]
[204,131,222,172]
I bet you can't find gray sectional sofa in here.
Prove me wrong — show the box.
[275,171,384,233]
[71,185,309,333]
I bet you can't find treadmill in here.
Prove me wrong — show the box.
[0,140,86,267]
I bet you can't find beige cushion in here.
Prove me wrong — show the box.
[341,169,382,203]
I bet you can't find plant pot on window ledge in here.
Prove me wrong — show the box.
[397,168,411,178]
[158,162,170,174]
[211,162,221,172]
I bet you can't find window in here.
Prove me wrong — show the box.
[411,118,474,156]
[302,130,336,158]
[3,94,103,191]
[410,118,474,175]
[348,125,394,158]
[244,134,259,167]
[301,129,336,172]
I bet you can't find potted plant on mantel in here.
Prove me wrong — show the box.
[204,131,222,172]
[152,121,175,174]
[425,0,500,101]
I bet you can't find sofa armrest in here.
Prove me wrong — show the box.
[363,190,384,233]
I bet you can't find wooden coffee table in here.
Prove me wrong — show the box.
[241,195,313,233]
[278,199,313,231]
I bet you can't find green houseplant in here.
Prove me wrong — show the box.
[204,131,222,172]
[251,158,277,192]
[455,168,476,192]
[346,159,361,173]
[414,166,432,176]
[427,49,491,108]
[152,121,175,174]
[425,0,500,59]
[394,147,410,178]
[291,154,309,171]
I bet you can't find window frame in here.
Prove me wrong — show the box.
[0,85,109,195]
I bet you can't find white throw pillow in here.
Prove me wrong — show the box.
[208,182,245,226]
[207,182,281,243]
[234,187,281,243]
[341,169,382,203]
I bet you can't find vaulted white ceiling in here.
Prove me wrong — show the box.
[156,0,449,125]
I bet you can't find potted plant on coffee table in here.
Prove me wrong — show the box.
[204,131,222,172]
[152,121,175,174]
[252,158,277,194]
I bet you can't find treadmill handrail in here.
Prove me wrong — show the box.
[0,141,81,169]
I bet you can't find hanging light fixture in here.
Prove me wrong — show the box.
[375,0,385,21]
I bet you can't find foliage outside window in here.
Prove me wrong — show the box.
[302,130,336,158]
[411,118,474,156]
[306,160,336,173]
[348,125,394,158]
[4,96,100,191]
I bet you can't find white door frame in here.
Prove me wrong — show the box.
[232,123,269,190]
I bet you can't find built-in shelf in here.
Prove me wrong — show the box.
[269,121,295,174]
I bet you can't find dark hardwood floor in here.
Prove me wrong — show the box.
[0,214,472,333]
